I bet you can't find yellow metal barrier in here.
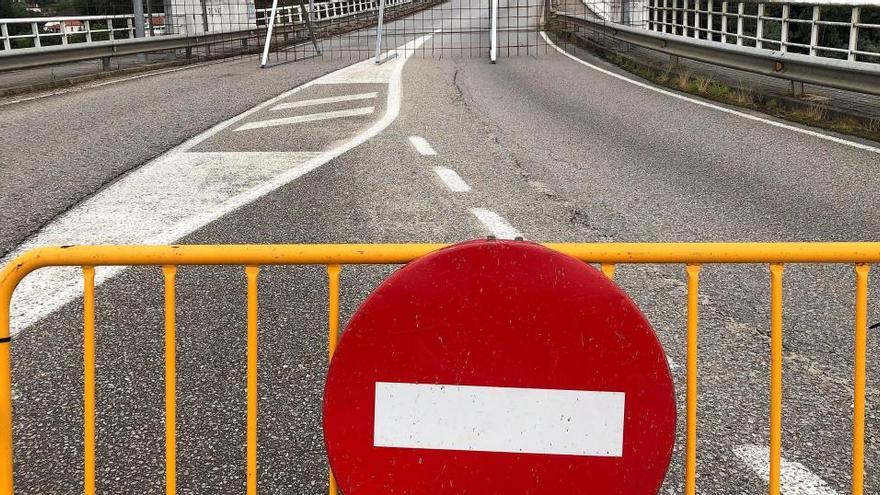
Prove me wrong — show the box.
[0,242,876,495]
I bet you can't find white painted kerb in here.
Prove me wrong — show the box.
[373,382,626,457]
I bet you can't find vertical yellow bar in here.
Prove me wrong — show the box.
[327,264,341,495]
[0,280,14,494]
[83,266,96,495]
[685,264,701,495]
[769,263,784,495]
[853,264,869,495]
[245,266,260,495]
[600,263,616,280]
[162,266,177,495]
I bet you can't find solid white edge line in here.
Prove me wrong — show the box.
[408,135,438,155]
[539,31,880,156]
[235,106,375,131]
[433,166,471,192]
[470,207,522,239]
[733,444,840,495]
[271,92,378,110]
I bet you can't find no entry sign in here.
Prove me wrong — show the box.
[323,240,675,494]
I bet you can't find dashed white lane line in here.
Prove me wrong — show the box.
[539,31,880,156]
[734,445,840,495]
[235,106,375,131]
[408,135,437,155]
[271,92,378,111]
[3,32,438,336]
[470,208,522,240]
[433,167,471,192]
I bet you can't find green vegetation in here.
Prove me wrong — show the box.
[0,0,30,17]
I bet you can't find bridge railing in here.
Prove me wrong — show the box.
[552,0,880,95]
[571,0,880,63]
[0,0,410,55]
[0,14,166,51]
[641,1,880,63]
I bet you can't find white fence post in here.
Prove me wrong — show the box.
[0,23,10,51]
[375,0,387,62]
[260,0,280,67]
[30,22,41,48]
[849,6,860,61]
[490,0,498,62]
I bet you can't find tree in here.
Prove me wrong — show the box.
[0,0,31,18]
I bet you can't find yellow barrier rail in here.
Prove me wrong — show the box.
[0,242,876,495]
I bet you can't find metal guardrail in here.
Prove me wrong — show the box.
[0,0,411,72]
[553,10,880,96]
[0,242,876,494]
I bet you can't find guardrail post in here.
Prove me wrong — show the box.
[809,5,819,56]
[780,4,789,53]
[756,3,764,49]
[706,0,713,40]
[101,57,112,71]
[849,7,860,62]
[720,1,728,42]
[0,23,10,51]
[736,2,744,46]
[31,22,41,48]
[790,80,804,97]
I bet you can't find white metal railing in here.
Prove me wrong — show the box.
[641,1,880,62]
[0,0,412,52]
[0,14,166,51]
[254,0,410,26]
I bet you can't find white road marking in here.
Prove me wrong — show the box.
[734,445,840,495]
[408,135,437,155]
[539,31,880,156]
[235,106,375,131]
[374,382,625,457]
[3,32,439,336]
[433,166,470,192]
[270,92,378,110]
[470,208,522,239]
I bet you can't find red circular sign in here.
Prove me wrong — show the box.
[323,240,675,494]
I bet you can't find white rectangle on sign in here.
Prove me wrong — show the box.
[373,382,625,457]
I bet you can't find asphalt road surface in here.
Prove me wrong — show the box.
[2,0,880,493]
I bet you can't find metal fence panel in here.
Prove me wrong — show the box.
[0,242,877,493]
